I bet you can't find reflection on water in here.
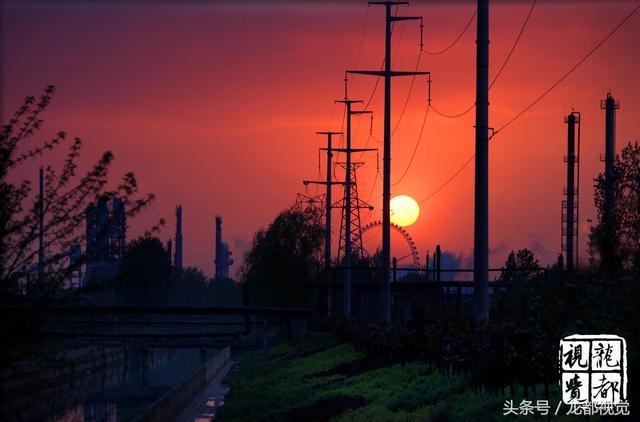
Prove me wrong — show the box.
[7,347,218,422]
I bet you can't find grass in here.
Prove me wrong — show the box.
[218,332,587,421]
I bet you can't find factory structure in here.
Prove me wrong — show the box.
[559,92,620,273]
[85,197,127,284]
[166,206,235,280]
[174,205,183,271]
[215,216,234,279]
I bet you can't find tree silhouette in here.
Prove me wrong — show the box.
[241,205,323,307]
[0,86,157,368]
[590,141,640,274]
[120,236,171,284]
[498,248,542,282]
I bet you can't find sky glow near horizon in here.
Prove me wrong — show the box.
[2,1,639,276]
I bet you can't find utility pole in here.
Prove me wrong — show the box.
[348,1,428,322]
[38,166,45,280]
[473,0,489,322]
[334,97,373,317]
[304,132,342,279]
[303,131,343,313]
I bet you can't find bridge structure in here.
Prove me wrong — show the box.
[29,306,313,350]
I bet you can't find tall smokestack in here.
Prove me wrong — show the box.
[600,93,619,270]
[175,205,183,271]
[215,216,222,279]
[214,216,233,279]
[563,112,578,272]
[167,239,173,267]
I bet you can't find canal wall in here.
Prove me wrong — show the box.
[140,346,231,422]
[0,346,174,420]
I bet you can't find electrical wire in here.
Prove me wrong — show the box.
[392,105,430,186]
[365,168,381,204]
[425,9,477,55]
[362,5,401,111]
[431,103,475,119]
[353,5,370,74]
[358,6,413,164]
[418,155,475,205]
[489,0,537,89]
[417,2,640,204]
[429,0,536,118]
[391,50,422,137]
[491,2,640,140]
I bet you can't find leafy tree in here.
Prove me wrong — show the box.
[0,86,156,368]
[120,236,171,283]
[498,248,543,282]
[241,205,323,307]
[590,141,640,274]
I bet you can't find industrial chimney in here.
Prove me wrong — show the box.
[562,112,580,272]
[175,205,183,271]
[600,93,619,271]
[214,216,233,279]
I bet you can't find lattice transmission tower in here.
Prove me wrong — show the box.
[334,162,373,261]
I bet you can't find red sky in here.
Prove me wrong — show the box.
[2,0,640,277]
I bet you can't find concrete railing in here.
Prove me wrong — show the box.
[140,346,231,422]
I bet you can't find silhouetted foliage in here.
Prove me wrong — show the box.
[120,236,171,283]
[498,248,543,282]
[0,86,157,369]
[590,141,640,275]
[241,205,323,307]
[329,270,640,400]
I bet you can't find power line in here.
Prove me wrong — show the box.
[489,0,536,89]
[333,5,374,165]
[350,6,403,164]
[362,5,401,111]
[391,50,422,137]
[353,5,370,72]
[425,9,477,55]
[418,154,475,205]
[491,2,640,140]
[431,102,475,119]
[430,0,536,118]
[392,105,430,186]
[418,2,640,204]
[365,167,381,204]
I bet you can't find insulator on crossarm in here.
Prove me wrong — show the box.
[420,17,424,51]
[344,72,348,100]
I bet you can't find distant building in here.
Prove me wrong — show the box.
[85,197,126,284]
[215,216,234,279]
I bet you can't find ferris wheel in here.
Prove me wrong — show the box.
[356,220,421,268]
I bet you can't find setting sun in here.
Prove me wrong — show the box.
[390,195,420,227]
